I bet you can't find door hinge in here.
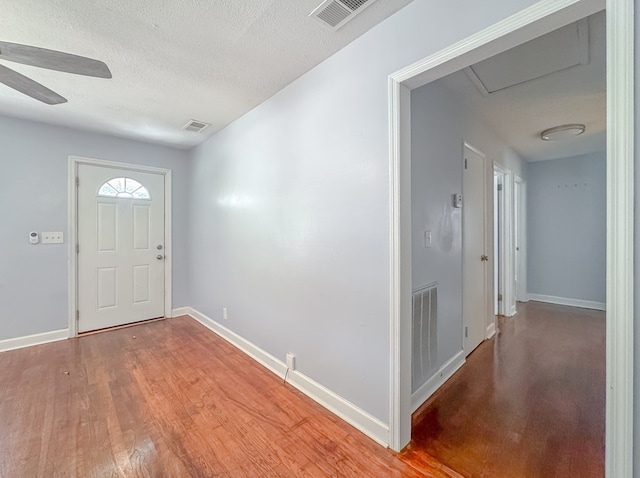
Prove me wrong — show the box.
[497,183,503,191]
[75,177,79,187]
[498,294,503,301]
[76,244,79,254]
[465,326,468,338]
[76,310,79,323]
[464,158,468,169]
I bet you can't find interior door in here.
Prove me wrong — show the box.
[77,164,165,332]
[463,145,488,355]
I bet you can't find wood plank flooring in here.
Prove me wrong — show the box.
[0,316,457,477]
[406,301,605,478]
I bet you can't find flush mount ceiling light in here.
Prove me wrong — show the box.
[540,123,586,141]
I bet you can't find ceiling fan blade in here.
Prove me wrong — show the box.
[0,41,112,79]
[0,64,67,105]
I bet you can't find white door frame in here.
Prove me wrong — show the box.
[68,156,173,337]
[493,169,502,316]
[388,1,634,477]
[514,175,528,303]
[493,164,507,317]
[504,168,516,316]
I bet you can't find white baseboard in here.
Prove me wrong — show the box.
[486,321,496,339]
[528,294,606,311]
[171,307,191,318]
[0,329,69,353]
[411,350,465,413]
[181,306,390,447]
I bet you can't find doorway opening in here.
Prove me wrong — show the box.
[493,164,514,318]
[389,1,633,476]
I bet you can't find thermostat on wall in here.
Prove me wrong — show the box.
[29,231,39,244]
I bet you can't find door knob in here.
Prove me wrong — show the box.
[481,255,489,261]
[156,255,164,260]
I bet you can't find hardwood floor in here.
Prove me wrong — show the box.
[0,302,604,477]
[406,301,605,478]
[0,316,458,478]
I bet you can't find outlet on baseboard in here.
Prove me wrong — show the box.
[222,307,228,320]
[286,353,295,370]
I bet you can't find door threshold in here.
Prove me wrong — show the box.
[78,316,167,336]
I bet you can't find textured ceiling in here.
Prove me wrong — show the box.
[438,11,605,162]
[1,0,413,148]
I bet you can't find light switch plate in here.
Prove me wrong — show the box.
[42,232,64,244]
[424,230,432,248]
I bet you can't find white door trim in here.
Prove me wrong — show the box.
[503,169,515,316]
[514,175,528,303]
[388,2,633,477]
[604,0,634,476]
[493,163,508,317]
[68,156,173,337]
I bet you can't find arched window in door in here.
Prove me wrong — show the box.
[98,177,150,199]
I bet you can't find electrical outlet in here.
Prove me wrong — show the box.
[223,307,228,320]
[286,353,296,370]
[42,232,63,244]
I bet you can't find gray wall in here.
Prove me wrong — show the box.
[526,153,606,303]
[0,115,189,341]
[410,80,525,378]
[187,0,538,422]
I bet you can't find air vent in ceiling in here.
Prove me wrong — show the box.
[310,0,379,31]
[182,119,210,133]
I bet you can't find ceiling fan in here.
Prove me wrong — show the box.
[0,41,112,105]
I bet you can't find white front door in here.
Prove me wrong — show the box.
[463,145,488,355]
[77,164,166,332]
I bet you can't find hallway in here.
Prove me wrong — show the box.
[403,301,605,477]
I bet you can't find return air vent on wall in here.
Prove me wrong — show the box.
[310,0,379,31]
[412,282,438,393]
[182,119,210,133]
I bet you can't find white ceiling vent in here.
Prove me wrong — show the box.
[182,119,210,133]
[310,0,379,31]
